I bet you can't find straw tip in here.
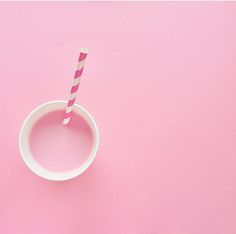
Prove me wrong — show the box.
[63,118,70,125]
[80,48,88,54]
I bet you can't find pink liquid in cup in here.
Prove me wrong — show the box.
[29,110,93,172]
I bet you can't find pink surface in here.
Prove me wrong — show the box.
[0,2,236,234]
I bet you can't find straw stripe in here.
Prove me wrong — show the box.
[69,92,77,100]
[63,118,70,125]
[77,60,85,70]
[64,112,72,119]
[75,69,83,77]
[73,78,80,86]
[71,84,79,93]
[63,48,88,125]
[68,98,76,107]
[65,105,73,113]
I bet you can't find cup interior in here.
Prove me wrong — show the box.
[19,101,99,181]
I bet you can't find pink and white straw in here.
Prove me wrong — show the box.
[63,48,88,125]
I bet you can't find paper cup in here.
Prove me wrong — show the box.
[19,100,99,181]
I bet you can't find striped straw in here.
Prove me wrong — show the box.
[63,48,88,125]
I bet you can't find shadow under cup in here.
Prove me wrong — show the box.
[19,101,99,181]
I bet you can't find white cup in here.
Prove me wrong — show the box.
[19,100,99,181]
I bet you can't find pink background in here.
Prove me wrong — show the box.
[0,2,236,234]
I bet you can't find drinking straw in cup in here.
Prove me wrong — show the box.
[19,48,99,181]
[63,48,88,125]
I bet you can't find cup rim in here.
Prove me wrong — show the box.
[19,100,99,181]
